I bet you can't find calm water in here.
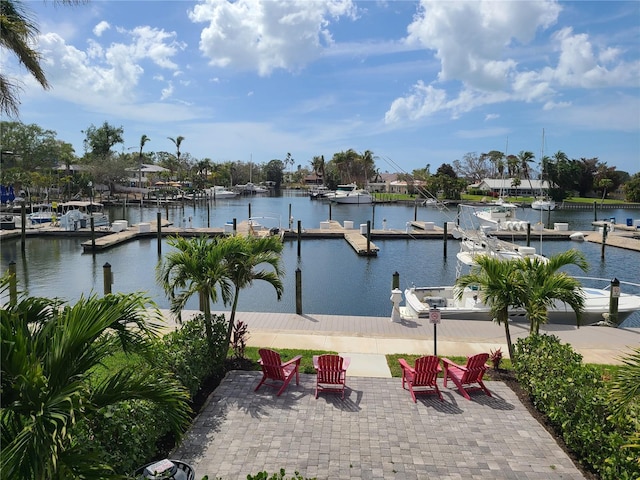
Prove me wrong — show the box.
[2,193,639,326]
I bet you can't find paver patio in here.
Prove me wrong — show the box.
[173,371,586,480]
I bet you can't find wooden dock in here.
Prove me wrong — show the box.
[344,232,379,256]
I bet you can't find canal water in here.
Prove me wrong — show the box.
[2,192,639,327]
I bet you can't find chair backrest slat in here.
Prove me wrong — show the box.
[462,353,488,383]
[259,349,286,381]
[413,355,440,385]
[317,355,343,384]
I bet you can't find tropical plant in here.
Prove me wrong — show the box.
[1,0,47,117]
[455,256,526,359]
[156,235,232,353]
[609,346,640,461]
[217,235,284,348]
[512,250,588,334]
[156,234,284,361]
[0,276,191,479]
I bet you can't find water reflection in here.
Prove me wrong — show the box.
[2,197,639,327]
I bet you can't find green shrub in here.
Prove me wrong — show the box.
[513,334,640,479]
[76,399,173,474]
[158,314,228,397]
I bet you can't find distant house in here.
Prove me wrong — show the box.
[125,163,169,187]
[304,173,323,185]
[470,178,552,197]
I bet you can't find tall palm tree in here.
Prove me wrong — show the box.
[517,150,536,194]
[455,256,527,359]
[167,135,185,180]
[157,235,284,359]
[156,235,233,352]
[0,279,191,479]
[512,250,588,334]
[218,235,284,348]
[137,134,150,187]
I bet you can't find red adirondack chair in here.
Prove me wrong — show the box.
[442,353,491,400]
[398,355,443,402]
[254,348,302,396]
[313,354,350,399]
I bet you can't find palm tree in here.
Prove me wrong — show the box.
[156,235,284,359]
[156,235,233,352]
[1,0,48,117]
[455,256,526,359]
[517,150,536,195]
[138,134,150,187]
[219,235,284,348]
[0,278,191,479]
[512,250,588,334]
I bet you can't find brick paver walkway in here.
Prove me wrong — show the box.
[173,371,586,480]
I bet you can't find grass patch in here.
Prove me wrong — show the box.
[386,353,514,378]
[243,347,339,374]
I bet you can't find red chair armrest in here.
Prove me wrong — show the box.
[442,358,467,372]
[398,358,415,374]
[282,355,302,367]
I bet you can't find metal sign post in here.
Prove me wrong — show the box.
[429,307,442,355]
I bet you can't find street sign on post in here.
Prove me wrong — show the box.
[429,307,441,355]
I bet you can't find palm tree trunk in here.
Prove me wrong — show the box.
[224,286,241,356]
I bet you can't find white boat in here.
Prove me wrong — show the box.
[236,182,268,194]
[402,278,640,326]
[206,186,239,199]
[59,201,110,228]
[456,233,548,265]
[569,232,585,242]
[329,184,373,204]
[531,129,556,211]
[532,198,556,211]
[323,183,357,200]
[309,185,330,199]
[27,204,54,224]
[472,203,528,231]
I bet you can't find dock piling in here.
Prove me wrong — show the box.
[103,262,112,295]
[295,267,302,315]
[157,212,162,254]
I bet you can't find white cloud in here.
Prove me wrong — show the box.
[484,114,499,121]
[405,0,561,90]
[386,0,639,125]
[188,0,357,75]
[543,100,571,110]
[93,21,111,37]
[546,27,639,88]
[34,24,186,107]
[160,82,174,100]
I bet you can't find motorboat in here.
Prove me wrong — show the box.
[330,186,373,204]
[472,203,528,231]
[569,232,585,242]
[402,278,640,326]
[401,206,640,325]
[27,204,54,224]
[309,185,330,199]
[456,233,548,265]
[206,186,239,199]
[323,183,357,200]
[236,182,268,194]
[58,201,110,228]
[532,198,556,211]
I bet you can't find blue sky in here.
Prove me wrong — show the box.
[9,0,640,175]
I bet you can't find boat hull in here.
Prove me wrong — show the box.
[402,286,640,326]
